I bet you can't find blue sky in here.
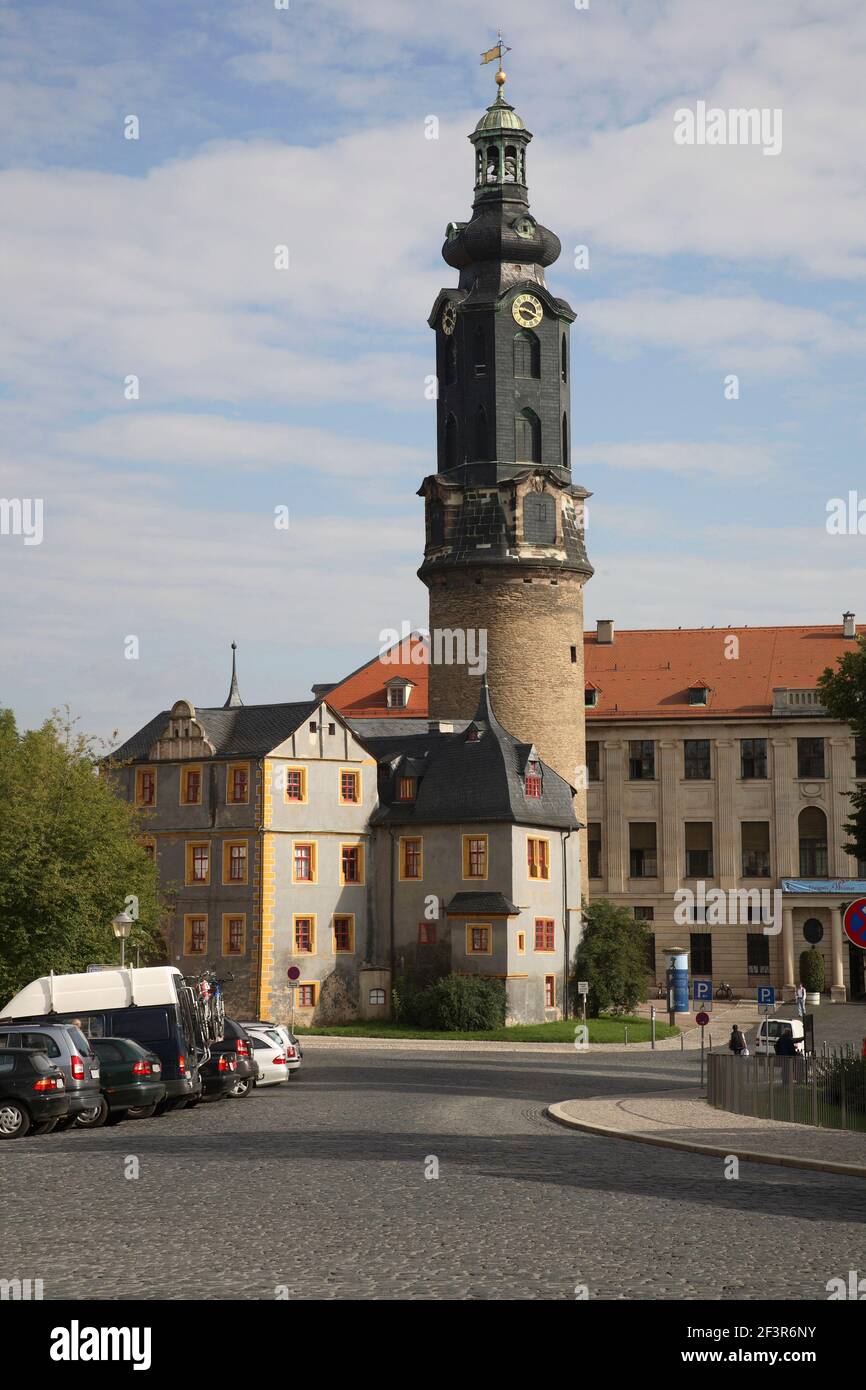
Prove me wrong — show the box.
[1,0,864,740]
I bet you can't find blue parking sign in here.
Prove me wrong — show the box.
[757,986,776,1007]
[693,978,712,1002]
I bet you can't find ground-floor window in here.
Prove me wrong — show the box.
[746,932,771,976]
[689,932,712,974]
[544,975,556,1008]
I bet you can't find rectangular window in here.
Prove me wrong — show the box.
[136,768,156,806]
[141,837,156,862]
[463,834,488,880]
[629,740,655,780]
[293,842,317,883]
[466,924,492,955]
[186,841,210,885]
[685,822,714,878]
[629,823,658,878]
[400,837,423,880]
[227,762,250,804]
[633,906,655,922]
[294,916,315,954]
[690,932,712,975]
[285,767,306,803]
[586,741,600,782]
[684,740,711,780]
[527,837,550,881]
[340,844,364,885]
[184,915,207,955]
[856,737,866,779]
[222,915,245,956]
[398,776,416,801]
[741,822,771,878]
[297,983,317,1008]
[223,840,248,885]
[544,975,556,1008]
[333,915,355,953]
[181,767,202,805]
[747,932,770,977]
[588,823,602,879]
[524,768,542,798]
[516,932,526,954]
[740,738,768,780]
[340,769,360,804]
[534,919,555,952]
[418,922,437,945]
[797,738,825,779]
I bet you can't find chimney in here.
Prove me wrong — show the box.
[312,682,337,698]
[596,618,615,645]
[843,611,856,639]
[428,720,454,734]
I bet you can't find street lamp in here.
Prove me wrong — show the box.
[112,911,133,969]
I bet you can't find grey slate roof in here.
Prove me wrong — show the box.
[445,892,520,917]
[110,701,319,763]
[368,680,580,831]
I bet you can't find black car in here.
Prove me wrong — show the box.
[87,1037,167,1124]
[0,1048,70,1138]
[200,1018,258,1099]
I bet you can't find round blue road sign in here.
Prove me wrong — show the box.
[843,897,866,950]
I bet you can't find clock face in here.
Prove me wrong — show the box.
[512,293,543,329]
[441,303,457,336]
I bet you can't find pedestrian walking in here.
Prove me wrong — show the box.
[729,1025,747,1056]
[795,982,806,1019]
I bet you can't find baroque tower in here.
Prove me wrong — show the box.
[418,67,593,863]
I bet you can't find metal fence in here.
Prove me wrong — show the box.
[707,1048,866,1133]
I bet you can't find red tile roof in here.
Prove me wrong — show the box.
[326,625,864,723]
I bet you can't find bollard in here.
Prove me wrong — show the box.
[624,1025,628,1045]
[680,1030,684,1051]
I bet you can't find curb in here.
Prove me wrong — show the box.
[546,1100,866,1179]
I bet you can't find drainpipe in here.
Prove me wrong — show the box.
[561,827,573,1020]
[389,828,397,981]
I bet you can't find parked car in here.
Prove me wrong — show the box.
[0,1022,103,1126]
[88,1037,166,1123]
[754,1018,805,1055]
[205,1018,258,1098]
[0,1048,69,1138]
[0,968,207,1112]
[240,1020,303,1077]
[199,1048,240,1101]
[242,1026,289,1087]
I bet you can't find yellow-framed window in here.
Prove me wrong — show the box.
[340,843,365,885]
[339,768,361,804]
[292,841,317,884]
[399,836,423,881]
[180,765,202,806]
[534,918,556,952]
[222,914,246,956]
[185,841,211,885]
[222,840,248,885]
[141,836,156,863]
[333,915,355,953]
[135,767,157,807]
[293,915,316,954]
[183,914,208,955]
[544,975,556,1008]
[463,834,488,880]
[296,982,318,1008]
[516,931,526,954]
[226,762,250,805]
[527,836,550,880]
[466,923,492,955]
[284,765,307,803]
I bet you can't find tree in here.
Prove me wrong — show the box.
[573,898,651,1016]
[817,635,866,863]
[0,708,163,1005]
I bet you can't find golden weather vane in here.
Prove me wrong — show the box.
[480,30,511,91]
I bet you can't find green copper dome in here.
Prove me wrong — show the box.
[474,95,525,133]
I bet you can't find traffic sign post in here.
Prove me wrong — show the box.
[577,980,589,1023]
[843,897,866,950]
[757,985,776,1015]
[695,1010,710,1088]
[693,978,713,1012]
[287,965,301,1030]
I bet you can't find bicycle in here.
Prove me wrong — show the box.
[714,982,735,1001]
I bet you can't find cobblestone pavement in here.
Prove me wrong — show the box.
[2,1048,865,1301]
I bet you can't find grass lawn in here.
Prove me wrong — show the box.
[294,1015,679,1044]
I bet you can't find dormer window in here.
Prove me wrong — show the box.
[465,725,480,742]
[386,678,413,710]
[688,685,710,706]
[398,777,417,802]
[585,688,599,708]
[525,761,542,799]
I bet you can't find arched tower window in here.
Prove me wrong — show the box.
[523,492,556,544]
[444,414,458,471]
[561,413,569,468]
[475,148,484,187]
[485,143,500,183]
[474,407,488,460]
[515,408,541,463]
[445,336,457,386]
[561,335,568,383]
[513,330,540,379]
[504,145,517,183]
[474,326,487,377]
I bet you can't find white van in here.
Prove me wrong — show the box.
[754,1017,805,1054]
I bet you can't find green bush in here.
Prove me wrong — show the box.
[396,973,506,1031]
[799,948,825,993]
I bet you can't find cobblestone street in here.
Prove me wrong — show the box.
[2,1047,864,1301]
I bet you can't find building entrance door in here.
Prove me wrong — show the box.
[848,942,866,998]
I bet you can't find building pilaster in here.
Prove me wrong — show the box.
[829,737,854,876]
[659,740,679,893]
[603,740,625,894]
[716,739,737,889]
[772,738,798,878]
[782,906,795,996]
[830,905,847,1002]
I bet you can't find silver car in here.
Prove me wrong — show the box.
[0,1022,103,1125]
[239,1020,303,1077]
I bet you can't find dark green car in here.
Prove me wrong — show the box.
[85,1037,166,1125]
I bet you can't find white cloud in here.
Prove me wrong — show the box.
[571,440,782,478]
